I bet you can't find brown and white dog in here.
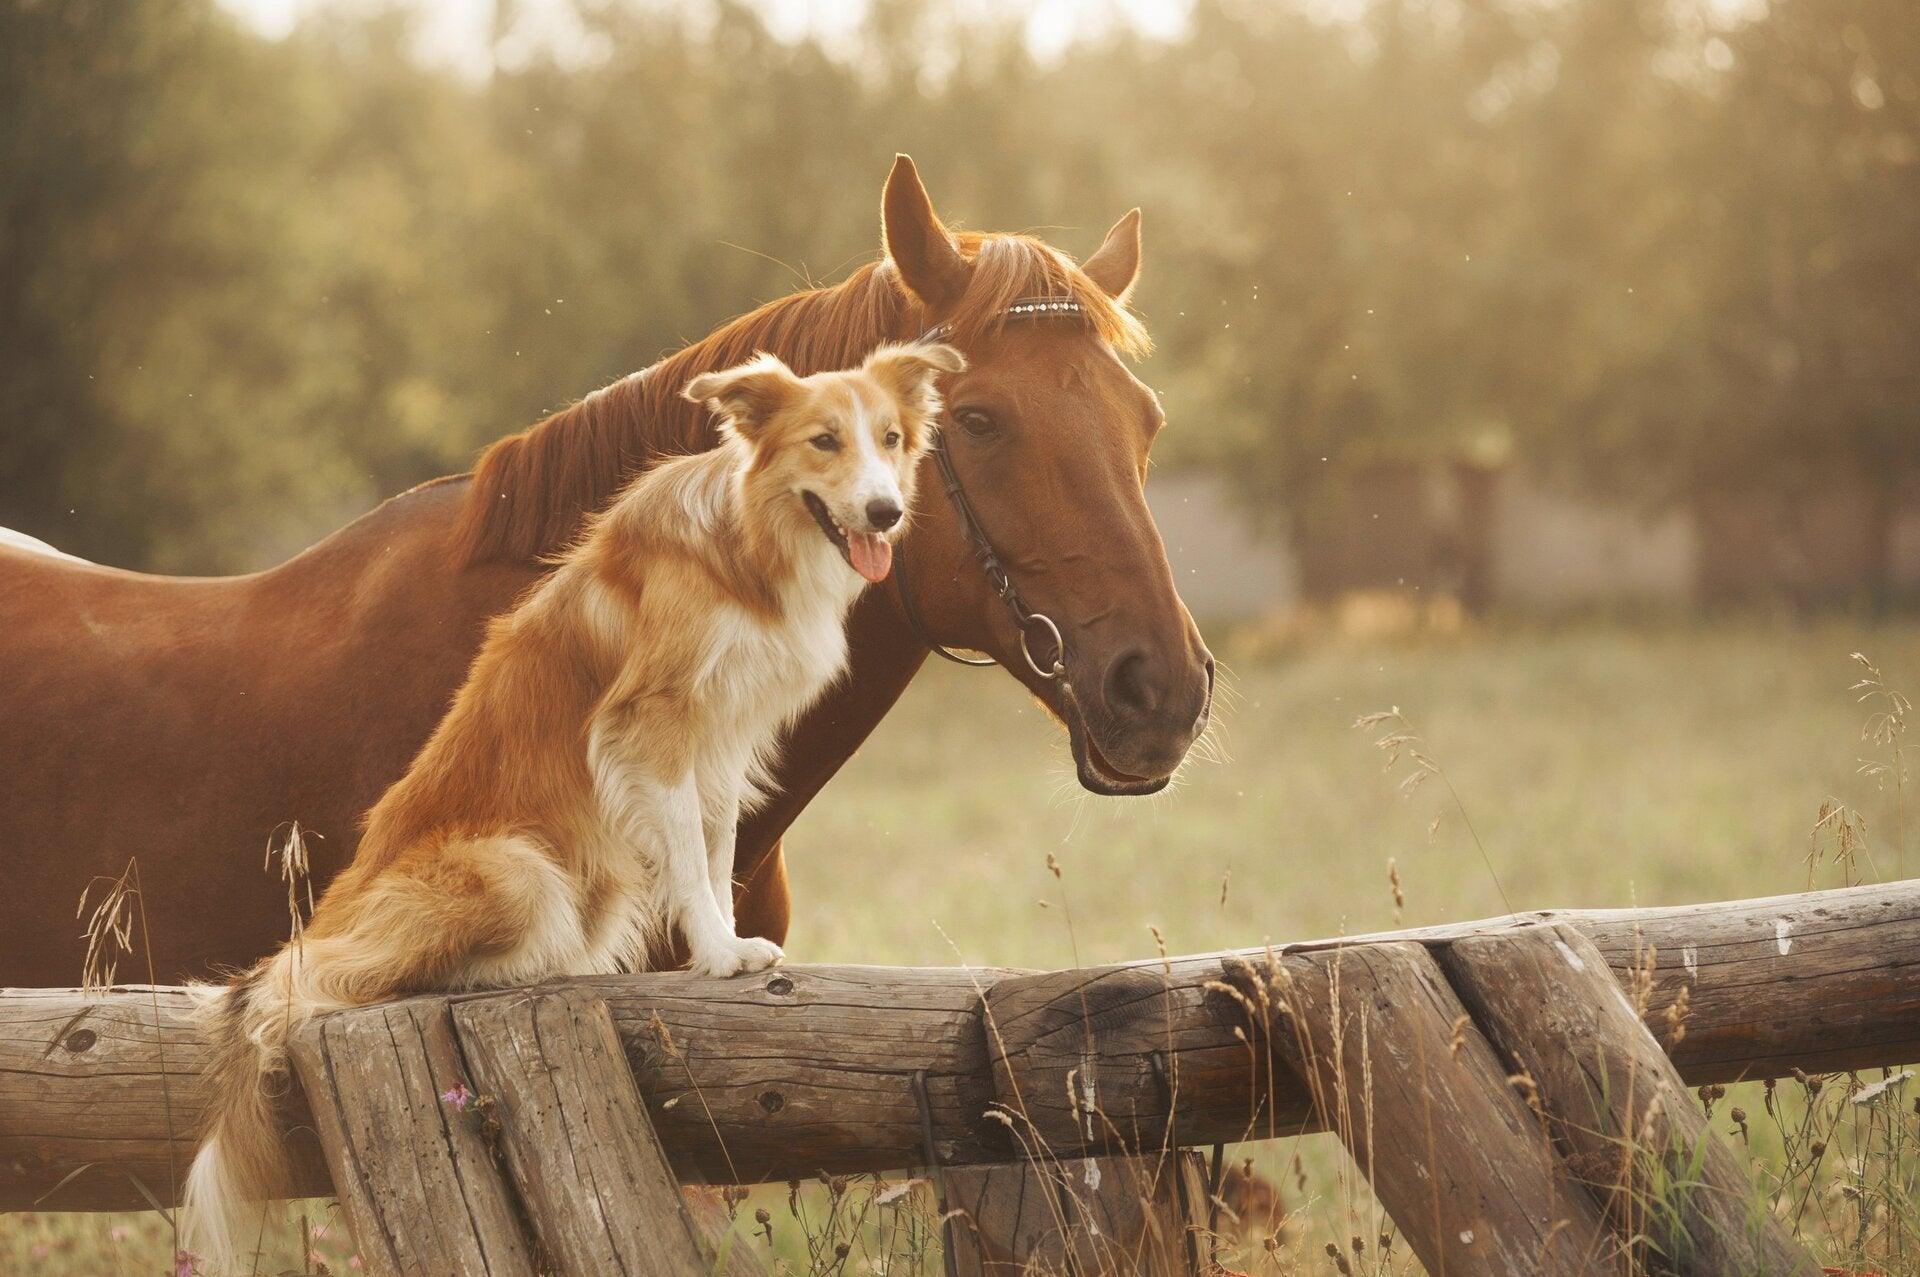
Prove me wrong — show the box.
[181,340,963,1269]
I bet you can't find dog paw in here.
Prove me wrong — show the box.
[689,936,785,978]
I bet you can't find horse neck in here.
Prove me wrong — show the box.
[259,477,525,607]
[455,267,920,569]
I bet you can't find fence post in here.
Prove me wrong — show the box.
[946,1151,1208,1276]
[1230,942,1619,1276]
[1443,924,1822,1276]
[285,997,535,1277]
[451,987,714,1277]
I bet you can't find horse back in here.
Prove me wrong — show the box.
[0,482,535,986]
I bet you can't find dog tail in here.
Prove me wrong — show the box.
[180,947,311,1272]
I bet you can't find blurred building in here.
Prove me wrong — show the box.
[1147,466,1920,622]
[1141,471,1299,620]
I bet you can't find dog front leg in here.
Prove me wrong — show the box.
[654,772,781,978]
[703,782,743,935]
[593,684,780,978]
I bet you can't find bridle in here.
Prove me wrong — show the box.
[895,295,1216,796]
[895,297,1084,683]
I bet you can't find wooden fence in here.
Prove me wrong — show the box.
[5,879,1919,1274]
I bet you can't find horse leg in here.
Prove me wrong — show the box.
[732,836,791,947]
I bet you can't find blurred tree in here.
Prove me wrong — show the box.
[0,0,333,566]
[1696,0,1920,605]
[1102,0,1538,565]
[0,0,1914,591]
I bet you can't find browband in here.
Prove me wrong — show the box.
[918,296,1084,344]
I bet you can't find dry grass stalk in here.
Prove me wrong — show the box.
[77,861,137,995]
[1355,706,1512,914]
[74,858,186,1266]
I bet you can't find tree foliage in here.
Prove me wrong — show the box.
[1,0,1914,573]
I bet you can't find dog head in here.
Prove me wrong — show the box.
[684,342,964,583]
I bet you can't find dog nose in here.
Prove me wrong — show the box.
[865,498,903,531]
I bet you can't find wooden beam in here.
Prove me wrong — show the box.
[7,880,1918,1212]
[1335,879,1920,1086]
[1236,943,1617,1276]
[285,997,535,1277]
[1443,925,1821,1276]
[3,966,1013,1210]
[450,988,711,1277]
[977,878,1920,1156]
[583,964,1017,1184]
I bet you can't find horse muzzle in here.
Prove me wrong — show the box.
[1063,653,1215,796]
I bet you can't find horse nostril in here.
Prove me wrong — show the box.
[1103,648,1161,719]
[865,499,902,531]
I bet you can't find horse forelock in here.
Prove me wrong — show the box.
[453,231,1147,566]
[942,232,1150,358]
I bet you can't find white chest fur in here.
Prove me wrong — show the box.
[710,596,847,713]
[569,554,862,974]
[685,552,862,807]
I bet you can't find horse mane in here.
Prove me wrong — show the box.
[453,232,1150,565]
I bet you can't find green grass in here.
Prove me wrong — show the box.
[7,617,1918,1274]
[788,617,1918,970]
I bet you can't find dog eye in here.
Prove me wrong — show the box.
[883,431,902,449]
[810,433,840,452]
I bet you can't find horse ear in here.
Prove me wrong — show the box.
[1081,208,1142,302]
[882,155,970,311]
[683,353,802,440]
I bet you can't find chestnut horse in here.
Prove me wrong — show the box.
[1,157,1212,987]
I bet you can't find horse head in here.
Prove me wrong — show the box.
[878,157,1214,795]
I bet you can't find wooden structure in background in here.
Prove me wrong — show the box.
[944,1153,1207,1276]
[6,879,1915,1273]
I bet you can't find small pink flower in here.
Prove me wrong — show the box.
[109,1225,129,1242]
[32,1244,50,1260]
[440,1081,472,1111]
[349,1257,363,1270]
[174,1250,201,1277]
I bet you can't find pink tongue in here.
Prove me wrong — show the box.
[847,531,892,583]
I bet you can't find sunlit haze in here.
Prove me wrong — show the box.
[219,0,1198,76]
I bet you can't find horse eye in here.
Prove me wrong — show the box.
[883,431,902,449]
[810,433,840,452]
[954,408,997,438]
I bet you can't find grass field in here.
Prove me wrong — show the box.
[790,616,1917,968]
[6,616,1918,1274]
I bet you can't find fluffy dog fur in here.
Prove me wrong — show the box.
[181,340,963,1270]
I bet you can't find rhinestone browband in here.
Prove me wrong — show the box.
[1003,297,1084,318]
[920,297,1084,342]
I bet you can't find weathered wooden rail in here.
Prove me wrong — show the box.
[5,879,1917,1274]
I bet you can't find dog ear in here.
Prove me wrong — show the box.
[1081,208,1142,302]
[864,341,965,406]
[683,352,802,440]
[882,156,971,311]
[864,342,965,445]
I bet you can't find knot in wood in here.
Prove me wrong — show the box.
[757,1089,786,1115]
[765,975,795,997]
[1030,968,1168,1045]
[64,1029,96,1054]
